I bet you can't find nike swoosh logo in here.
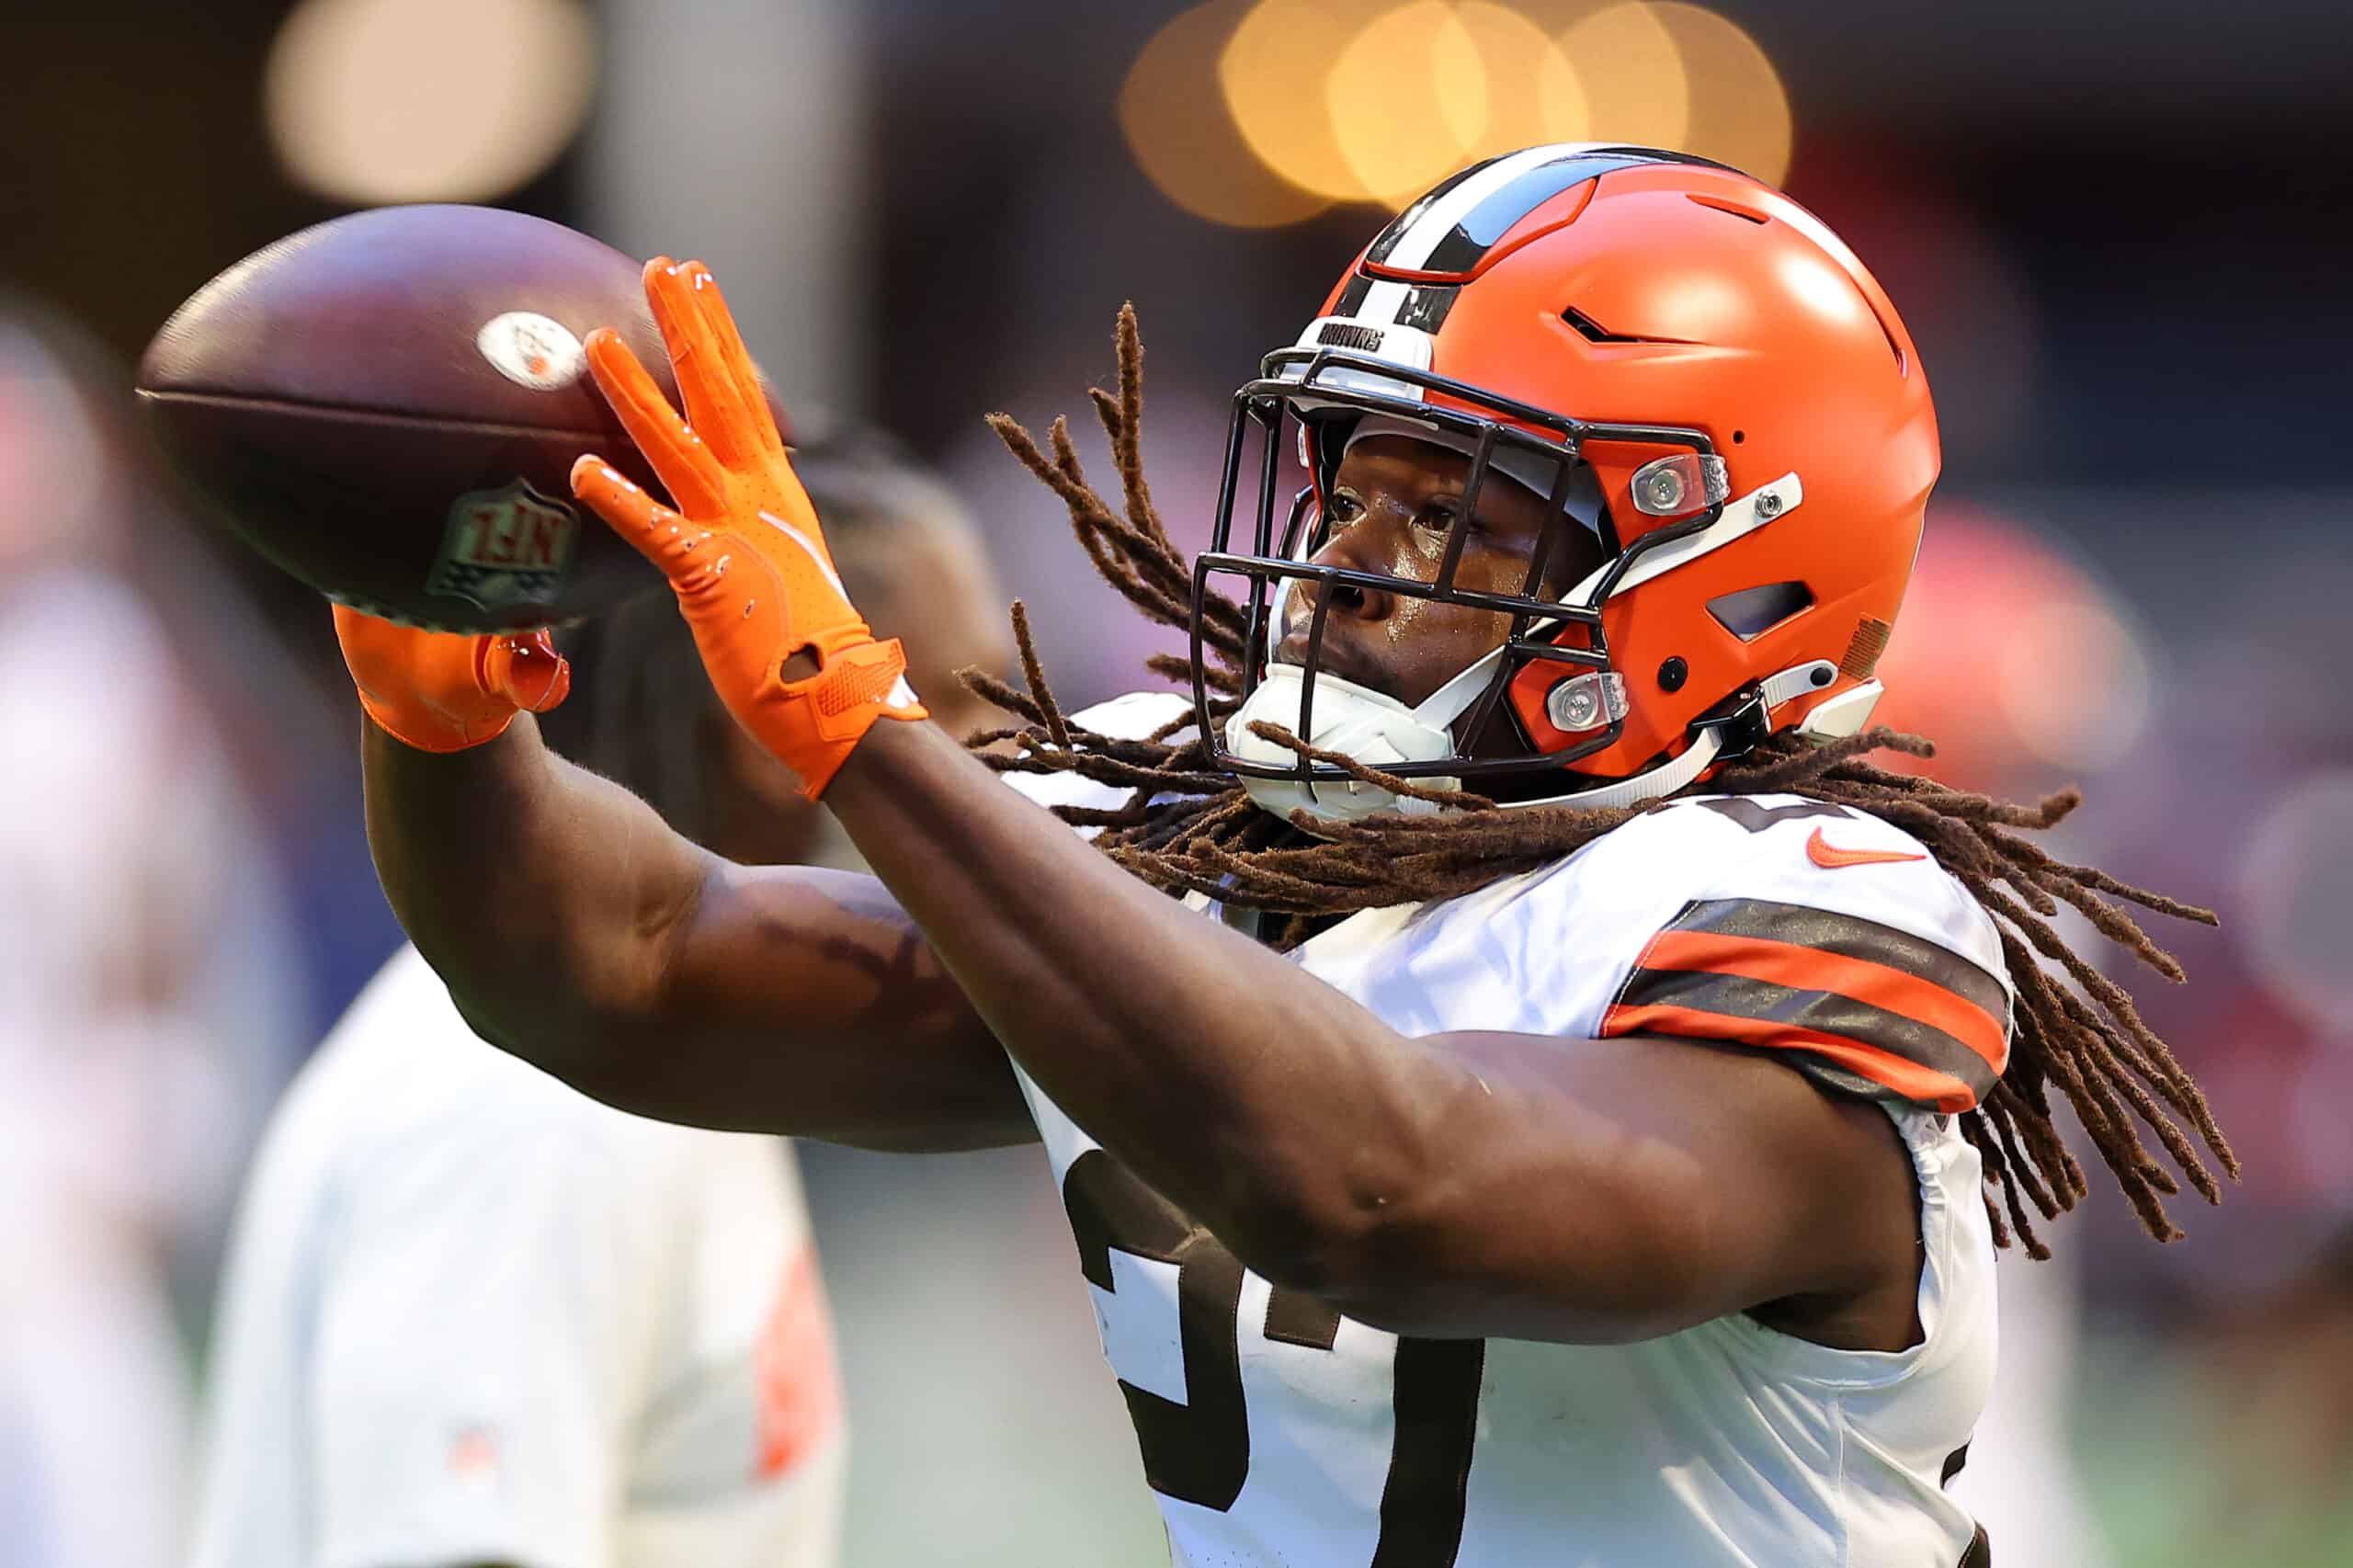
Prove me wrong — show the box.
[1806,826,1927,869]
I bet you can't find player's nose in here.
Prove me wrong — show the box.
[1298,515,1403,630]
[1276,588,1394,691]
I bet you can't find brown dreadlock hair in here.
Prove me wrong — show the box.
[970,303,2237,1260]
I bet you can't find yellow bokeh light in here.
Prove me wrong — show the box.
[1646,3,1792,184]
[263,0,597,204]
[1125,0,1795,227]
[1453,3,1587,158]
[1222,1,1400,204]
[1552,2,1690,149]
[1120,1,1333,227]
[1327,2,1487,207]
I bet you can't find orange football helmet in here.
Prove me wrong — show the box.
[1197,144,1938,819]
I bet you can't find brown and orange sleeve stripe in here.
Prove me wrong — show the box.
[1600,900,2011,1113]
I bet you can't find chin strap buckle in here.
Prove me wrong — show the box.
[1688,684,1774,760]
[1690,657,1842,761]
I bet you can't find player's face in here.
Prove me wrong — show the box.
[1277,435,1605,711]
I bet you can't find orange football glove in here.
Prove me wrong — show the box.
[569,257,926,798]
[333,604,571,753]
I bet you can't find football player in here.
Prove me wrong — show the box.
[335,147,2234,1566]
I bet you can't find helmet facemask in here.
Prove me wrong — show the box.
[1192,343,1728,824]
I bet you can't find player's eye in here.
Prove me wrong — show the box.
[1325,487,1366,527]
[1412,501,1463,553]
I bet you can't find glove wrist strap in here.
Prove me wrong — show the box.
[767,636,928,798]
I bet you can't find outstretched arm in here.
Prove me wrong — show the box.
[343,618,1027,1151]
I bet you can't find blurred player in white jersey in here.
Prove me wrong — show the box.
[1,308,306,1568]
[323,148,2238,1566]
[188,432,1010,1568]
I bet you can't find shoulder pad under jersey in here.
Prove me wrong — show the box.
[1586,794,2014,1113]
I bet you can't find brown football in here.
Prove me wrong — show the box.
[137,205,774,631]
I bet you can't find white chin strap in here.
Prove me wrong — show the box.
[1225,471,1881,824]
[1226,663,1481,823]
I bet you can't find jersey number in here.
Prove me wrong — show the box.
[1063,1149,1484,1567]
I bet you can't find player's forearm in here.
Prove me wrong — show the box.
[361,715,1025,1145]
[361,713,705,1067]
[827,722,1441,1267]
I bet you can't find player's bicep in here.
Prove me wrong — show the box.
[624,857,1032,1149]
[1322,1029,1907,1343]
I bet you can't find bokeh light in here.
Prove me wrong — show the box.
[1985,593,2154,767]
[1326,2,1487,204]
[1120,1,1333,228]
[1450,3,1586,162]
[263,0,597,204]
[1136,1,1792,224]
[1645,3,1792,185]
[2235,773,2353,1029]
[1552,3,1688,149]
[1995,595,2153,772]
[1871,506,2153,788]
[1221,0,1395,204]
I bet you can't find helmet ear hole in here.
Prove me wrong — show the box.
[1707,581,1814,642]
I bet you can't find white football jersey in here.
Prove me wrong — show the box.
[1005,693,2008,1568]
[188,945,845,1568]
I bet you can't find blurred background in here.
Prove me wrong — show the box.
[4,0,2350,1563]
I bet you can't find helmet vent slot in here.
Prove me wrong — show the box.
[1708,581,1814,642]
[1875,312,1908,374]
[1562,305,1638,344]
[1688,193,1770,224]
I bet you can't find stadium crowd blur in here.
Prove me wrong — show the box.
[5,1,2350,1563]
